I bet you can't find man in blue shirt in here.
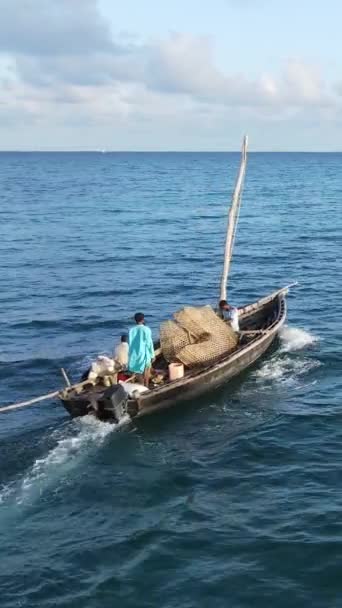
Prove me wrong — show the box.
[128,312,155,387]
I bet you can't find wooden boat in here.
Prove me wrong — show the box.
[58,135,295,422]
[59,286,289,421]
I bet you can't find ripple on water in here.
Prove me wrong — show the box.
[0,152,341,608]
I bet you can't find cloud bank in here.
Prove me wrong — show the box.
[0,0,341,149]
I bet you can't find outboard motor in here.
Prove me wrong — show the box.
[96,384,128,422]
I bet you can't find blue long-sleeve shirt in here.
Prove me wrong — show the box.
[128,324,154,373]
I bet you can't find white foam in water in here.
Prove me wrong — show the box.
[255,355,320,384]
[0,414,130,506]
[279,326,319,352]
[0,482,15,505]
[254,325,320,386]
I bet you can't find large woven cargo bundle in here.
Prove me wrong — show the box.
[160,305,238,368]
[159,320,195,363]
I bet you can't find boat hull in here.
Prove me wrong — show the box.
[59,291,287,421]
[134,296,286,418]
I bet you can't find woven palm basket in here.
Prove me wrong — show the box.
[160,305,238,368]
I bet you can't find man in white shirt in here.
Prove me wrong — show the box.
[218,300,240,332]
[114,334,129,369]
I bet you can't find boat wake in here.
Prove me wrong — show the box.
[279,326,319,352]
[253,326,320,387]
[0,414,130,507]
[255,355,320,384]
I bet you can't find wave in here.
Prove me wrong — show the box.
[0,415,130,507]
[254,355,320,384]
[9,318,123,331]
[253,326,320,386]
[279,326,319,352]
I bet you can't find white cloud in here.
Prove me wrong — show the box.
[282,59,325,104]
[0,0,341,148]
[0,0,115,55]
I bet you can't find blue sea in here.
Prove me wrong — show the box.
[0,151,341,608]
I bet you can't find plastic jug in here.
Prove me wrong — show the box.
[168,362,184,381]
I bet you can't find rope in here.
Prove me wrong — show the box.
[0,390,60,414]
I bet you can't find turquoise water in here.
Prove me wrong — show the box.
[0,152,341,607]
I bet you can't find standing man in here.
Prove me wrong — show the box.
[128,312,154,387]
[218,300,240,332]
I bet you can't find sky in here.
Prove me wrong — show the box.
[1,0,342,151]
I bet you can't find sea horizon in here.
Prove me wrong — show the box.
[1,149,342,153]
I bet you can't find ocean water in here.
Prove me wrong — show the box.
[0,151,341,608]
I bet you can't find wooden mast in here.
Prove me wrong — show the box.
[219,135,248,302]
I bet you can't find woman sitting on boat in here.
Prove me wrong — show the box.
[114,334,129,370]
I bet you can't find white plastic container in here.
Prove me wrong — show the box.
[168,362,184,381]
